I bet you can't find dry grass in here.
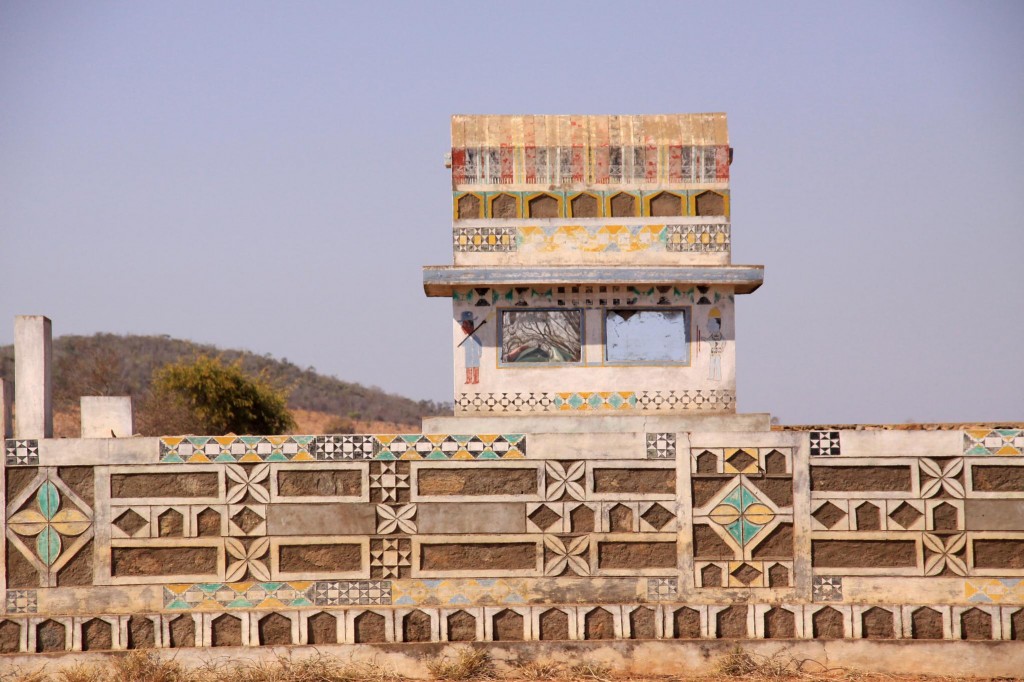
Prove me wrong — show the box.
[2,649,1018,682]
[3,651,403,682]
[427,648,495,681]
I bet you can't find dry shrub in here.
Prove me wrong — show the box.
[428,648,494,681]
[109,650,196,682]
[504,660,563,680]
[504,659,610,682]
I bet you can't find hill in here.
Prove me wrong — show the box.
[0,333,450,434]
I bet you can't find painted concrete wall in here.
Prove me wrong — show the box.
[451,285,736,414]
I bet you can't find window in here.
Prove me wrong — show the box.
[604,308,689,364]
[500,309,582,364]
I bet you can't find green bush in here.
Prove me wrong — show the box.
[148,355,295,435]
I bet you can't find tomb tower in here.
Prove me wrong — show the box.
[424,114,764,423]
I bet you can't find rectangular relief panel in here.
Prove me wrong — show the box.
[594,535,678,575]
[110,471,220,501]
[265,503,377,536]
[413,536,542,578]
[108,540,222,584]
[591,467,676,496]
[413,463,540,501]
[810,465,914,493]
[270,538,368,581]
[811,539,919,570]
[275,468,363,498]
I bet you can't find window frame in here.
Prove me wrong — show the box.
[601,306,692,367]
[497,307,585,367]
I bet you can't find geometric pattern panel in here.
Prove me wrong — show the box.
[809,431,841,457]
[646,433,676,459]
[964,429,1024,456]
[965,578,1024,604]
[374,435,526,460]
[665,224,730,252]
[456,390,735,413]
[515,224,689,255]
[453,227,516,252]
[391,579,530,606]
[810,454,1024,578]
[312,580,392,606]
[164,582,314,610]
[454,284,733,310]
[812,576,843,602]
[163,580,393,609]
[646,577,679,601]
[4,468,94,587]
[160,434,527,462]
[159,436,315,463]
[689,447,794,589]
[4,439,39,465]
[4,589,38,614]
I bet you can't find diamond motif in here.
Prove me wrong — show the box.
[889,502,924,529]
[113,509,148,537]
[528,504,562,531]
[731,562,762,586]
[641,503,675,531]
[812,502,847,529]
[709,484,775,546]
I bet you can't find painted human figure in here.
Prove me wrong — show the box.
[459,311,483,385]
[707,307,724,382]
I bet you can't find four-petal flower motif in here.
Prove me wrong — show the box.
[225,537,271,581]
[920,459,965,499]
[8,481,90,566]
[545,461,585,501]
[544,535,590,576]
[225,464,271,504]
[377,504,417,534]
[923,532,967,576]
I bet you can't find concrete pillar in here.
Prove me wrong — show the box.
[81,396,133,438]
[1,377,12,438]
[14,315,53,439]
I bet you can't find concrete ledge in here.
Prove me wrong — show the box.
[422,413,772,434]
[422,265,764,296]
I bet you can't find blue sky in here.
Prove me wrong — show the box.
[1,1,1022,423]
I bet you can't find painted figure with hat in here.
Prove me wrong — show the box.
[459,311,483,385]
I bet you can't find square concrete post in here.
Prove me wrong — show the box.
[14,315,53,439]
[1,377,12,438]
[81,396,133,438]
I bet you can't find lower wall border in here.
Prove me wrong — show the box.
[2,603,1022,653]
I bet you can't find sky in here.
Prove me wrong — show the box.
[1,1,1022,424]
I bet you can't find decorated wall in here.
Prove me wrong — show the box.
[2,427,1023,655]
